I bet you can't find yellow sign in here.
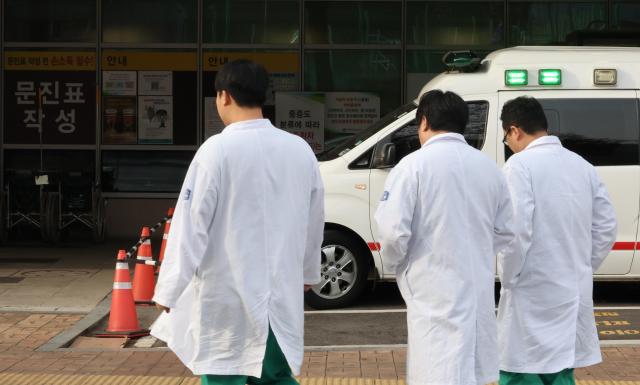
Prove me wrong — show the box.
[204,52,299,72]
[5,51,96,71]
[102,51,197,71]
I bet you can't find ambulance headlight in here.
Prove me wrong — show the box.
[594,69,617,85]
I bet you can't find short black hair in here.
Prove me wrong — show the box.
[416,90,468,134]
[500,96,548,134]
[214,59,269,108]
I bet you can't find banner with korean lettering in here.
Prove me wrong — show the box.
[4,51,96,71]
[4,71,96,145]
[275,93,324,154]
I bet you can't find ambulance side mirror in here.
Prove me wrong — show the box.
[372,143,397,169]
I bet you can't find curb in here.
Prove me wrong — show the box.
[36,293,112,352]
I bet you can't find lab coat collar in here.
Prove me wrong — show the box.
[223,118,272,133]
[523,135,562,151]
[422,132,466,148]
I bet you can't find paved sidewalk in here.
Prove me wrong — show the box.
[0,242,123,313]
[1,312,640,384]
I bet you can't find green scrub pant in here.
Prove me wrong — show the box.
[202,327,299,385]
[500,369,575,385]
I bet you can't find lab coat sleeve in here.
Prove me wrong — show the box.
[303,162,325,285]
[498,160,534,288]
[374,162,417,275]
[153,156,219,308]
[493,175,515,258]
[590,169,617,271]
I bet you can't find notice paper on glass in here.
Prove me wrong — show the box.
[138,96,173,144]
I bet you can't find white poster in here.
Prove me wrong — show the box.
[103,71,137,96]
[204,97,226,139]
[138,71,173,96]
[325,92,380,134]
[138,96,173,144]
[275,92,324,154]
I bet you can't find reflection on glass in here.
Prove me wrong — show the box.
[539,98,639,166]
[466,101,489,150]
[305,50,401,116]
[407,1,504,47]
[305,1,401,44]
[613,1,640,31]
[101,151,193,192]
[204,0,299,44]
[5,0,96,42]
[406,51,491,100]
[102,0,196,43]
[508,1,607,45]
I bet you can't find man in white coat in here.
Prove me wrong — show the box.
[375,90,515,385]
[151,60,324,385]
[498,96,617,385]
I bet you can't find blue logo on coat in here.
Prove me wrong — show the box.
[184,189,192,200]
[381,191,389,201]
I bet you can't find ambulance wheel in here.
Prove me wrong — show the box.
[305,230,369,309]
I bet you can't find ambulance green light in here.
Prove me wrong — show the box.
[505,70,528,86]
[538,69,562,85]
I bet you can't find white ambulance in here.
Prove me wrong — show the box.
[306,46,640,309]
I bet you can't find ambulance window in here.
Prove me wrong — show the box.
[538,98,640,166]
[390,123,421,164]
[378,100,489,167]
[465,101,489,150]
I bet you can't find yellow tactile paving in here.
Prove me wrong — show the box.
[129,375,185,385]
[0,374,639,385]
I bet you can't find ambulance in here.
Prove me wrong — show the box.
[306,46,640,309]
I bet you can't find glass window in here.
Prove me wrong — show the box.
[318,102,417,161]
[305,1,401,44]
[4,0,96,42]
[407,1,504,47]
[305,50,401,115]
[466,101,489,150]
[508,1,607,45]
[305,50,401,149]
[101,51,198,145]
[374,101,489,167]
[202,50,300,140]
[5,150,94,174]
[538,98,639,166]
[612,1,640,31]
[102,0,197,43]
[101,151,194,193]
[204,0,299,44]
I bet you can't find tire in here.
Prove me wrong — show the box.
[304,230,370,309]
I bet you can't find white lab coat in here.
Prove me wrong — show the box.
[497,135,617,374]
[151,119,324,377]
[375,133,514,385]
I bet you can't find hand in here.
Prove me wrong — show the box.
[304,285,313,292]
[155,303,171,313]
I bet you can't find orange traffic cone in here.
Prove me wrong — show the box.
[95,250,148,338]
[132,227,156,304]
[157,207,174,274]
